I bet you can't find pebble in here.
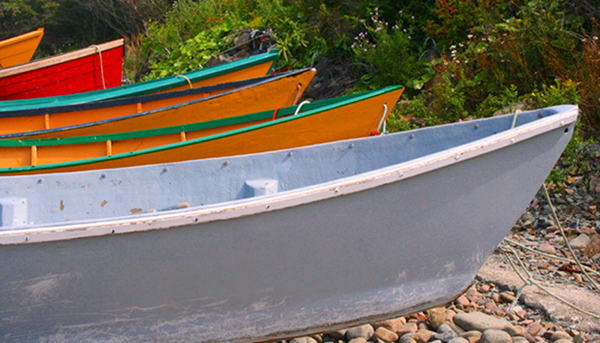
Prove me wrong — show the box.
[434,331,459,342]
[437,324,455,334]
[447,337,469,343]
[538,242,557,254]
[397,322,419,335]
[412,330,434,343]
[427,308,447,330]
[569,234,591,249]
[456,295,471,307]
[347,338,367,343]
[399,334,417,343]
[453,312,514,332]
[373,317,406,332]
[374,327,398,343]
[291,337,318,343]
[345,324,373,341]
[499,291,516,303]
[550,331,572,341]
[479,329,512,343]
[505,325,527,337]
[527,322,544,337]
[553,339,573,343]
[459,331,482,340]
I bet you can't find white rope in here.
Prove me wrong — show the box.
[511,109,521,129]
[294,100,310,116]
[91,45,106,89]
[377,104,389,134]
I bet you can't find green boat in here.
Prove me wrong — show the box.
[0,50,279,112]
[0,85,404,175]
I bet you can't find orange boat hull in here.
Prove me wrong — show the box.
[0,28,44,69]
[2,69,316,137]
[0,87,404,175]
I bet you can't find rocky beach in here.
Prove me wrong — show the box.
[279,145,600,343]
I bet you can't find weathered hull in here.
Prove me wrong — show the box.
[0,28,44,69]
[0,105,577,342]
[0,86,404,174]
[0,50,279,109]
[0,68,315,137]
[0,39,124,100]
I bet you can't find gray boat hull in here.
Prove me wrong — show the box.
[0,106,577,342]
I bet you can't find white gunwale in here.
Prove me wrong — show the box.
[0,39,124,78]
[0,107,578,245]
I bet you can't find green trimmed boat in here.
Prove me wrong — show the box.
[0,85,404,175]
[0,50,279,112]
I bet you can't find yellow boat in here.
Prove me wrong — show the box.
[0,28,44,68]
[0,68,315,138]
[0,86,404,175]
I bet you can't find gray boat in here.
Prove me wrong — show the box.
[0,105,577,342]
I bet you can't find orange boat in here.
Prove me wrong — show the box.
[0,28,44,68]
[0,68,315,138]
[0,85,404,175]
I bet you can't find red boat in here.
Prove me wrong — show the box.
[0,39,124,100]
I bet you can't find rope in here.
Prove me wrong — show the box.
[502,247,600,319]
[511,109,521,129]
[503,238,600,277]
[91,45,106,89]
[292,83,302,105]
[542,183,600,291]
[175,75,193,89]
[377,104,389,133]
[271,106,284,121]
[294,101,310,116]
[495,182,600,320]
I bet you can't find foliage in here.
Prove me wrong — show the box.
[141,18,250,80]
[350,7,430,92]
[6,0,600,138]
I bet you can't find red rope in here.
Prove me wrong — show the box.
[272,106,284,121]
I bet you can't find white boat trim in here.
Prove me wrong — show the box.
[0,106,577,245]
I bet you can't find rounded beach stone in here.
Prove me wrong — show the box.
[527,322,544,337]
[550,331,572,341]
[453,312,514,332]
[348,338,367,343]
[447,337,469,343]
[437,324,455,333]
[480,329,512,343]
[291,337,317,343]
[513,336,530,343]
[460,331,483,340]
[328,329,347,340]
[569,234,591,249]
[373,317,407,332]
[346,324,374,341]
[412,330,434,343]
[553,339,573,343]
[434,331,459,343]
[375,326,399,343]
[399,334,418,343]
[428,308,448,330]
[505,325,528,337]
[397,322,419,335]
